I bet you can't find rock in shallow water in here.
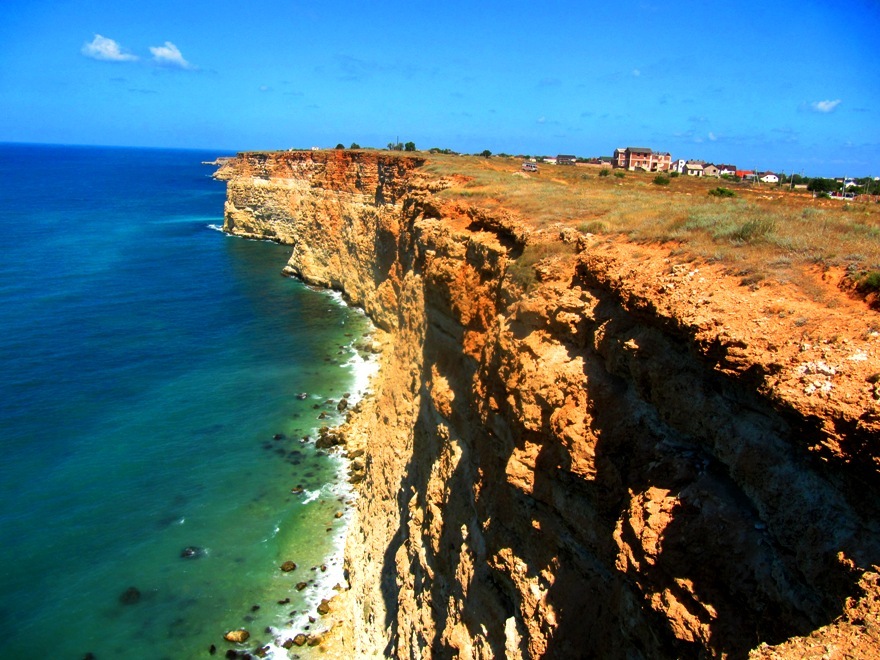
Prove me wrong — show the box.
[280,561,297,572]
[224,629,250,643]
[119,586,141,605]
[180,546,205,559]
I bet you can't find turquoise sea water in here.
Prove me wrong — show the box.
[0,144,372,658]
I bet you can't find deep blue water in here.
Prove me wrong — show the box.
[0,144,372,658]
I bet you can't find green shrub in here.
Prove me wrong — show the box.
[858,270,880,293]
[653,174,671,186]
[598,168,610,177]
[728,217,777,244]
[669,171,680,178]
[614,171,626,179]
[579,220,611,234]
[709,187,736,198]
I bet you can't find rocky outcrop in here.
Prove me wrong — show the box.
[218,151,880,659]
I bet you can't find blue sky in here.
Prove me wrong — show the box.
[1,0,877,176]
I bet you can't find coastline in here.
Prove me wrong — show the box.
[213,233,381,658]
[214,149,880,659]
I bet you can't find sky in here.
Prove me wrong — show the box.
[0,0,878,177]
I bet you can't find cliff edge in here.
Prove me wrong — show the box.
[216,150,880,659]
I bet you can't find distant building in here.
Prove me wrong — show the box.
[613,147,671,172]
[670,159,687,174]
[717,164,737,177]
[685,162,704,177]
[760,172,779,184]
[736,170,756,181]
[543,156,557,165]
[556,154,577,166]
[702,164,720,178]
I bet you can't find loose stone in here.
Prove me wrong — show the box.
[280,561,297,572]
[296,581,308,591]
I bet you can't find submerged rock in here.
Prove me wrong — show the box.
[295,393,308,400]
[295,581,308,591]
[280,561,297,572]
[180,546,205,559]
[119,586,141,605]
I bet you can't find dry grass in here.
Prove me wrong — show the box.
[422,154,880,291]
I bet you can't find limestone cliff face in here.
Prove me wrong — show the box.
[217,151,880,659]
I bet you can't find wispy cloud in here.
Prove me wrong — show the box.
[82,34,138,62]
[149,42,195,69]
[810,99,841,113]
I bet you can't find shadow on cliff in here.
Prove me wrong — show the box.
[372,225,879,659]
[524,288,879,659]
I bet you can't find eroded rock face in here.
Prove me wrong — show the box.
[218,151,880,659]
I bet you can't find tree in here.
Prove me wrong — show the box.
[350,142,361,149]
[480,149,492,158]
[404,141,416,152]
[335,143,345,149]
[807,177,838,193]
[387,142,403,151]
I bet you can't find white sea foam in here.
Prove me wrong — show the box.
[301,488,321,504]
[206,223,224,233]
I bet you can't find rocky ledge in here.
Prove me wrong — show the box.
[216,150,880,659]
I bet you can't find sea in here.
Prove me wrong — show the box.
[0,143,374,658]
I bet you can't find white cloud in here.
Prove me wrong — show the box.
[708,132,717,141]
[811,99,841,113]
[82,34,138,62]
[632,69,641,77]
[149,41,194,69]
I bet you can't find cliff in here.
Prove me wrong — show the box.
[216,150,880,659]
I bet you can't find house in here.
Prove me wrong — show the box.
[685,162,704,177]
[717,164,737,177]
[542,156,557,165]
[702,164,720,178]
[759,172,779,184]
[736,170,756,181]
[556,155,577,166]
[614,147,671,172]
[670,159,687,174]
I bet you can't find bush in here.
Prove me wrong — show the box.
[729,217,777,244]
[335,143,345,149]
[598,168,610,177]
[857,270,880,293]
[669,171,680,178]
[480,149,492,158]
[653,174,670,186]
[709,187,736,198]
[350,142,361,149]
[614,171,626,179]
[579,220,611,234]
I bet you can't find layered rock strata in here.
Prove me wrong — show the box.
[216,151,880,659]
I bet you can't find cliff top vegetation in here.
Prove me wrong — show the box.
[421,153,880,302]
